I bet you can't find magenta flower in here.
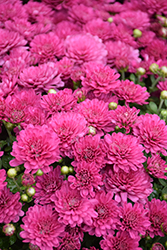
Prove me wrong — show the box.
[10,124,61,174]
[114,80,150,105]
[147,154,167,179]
[34,166,63,205]
[50,112,88,158]
[81,62,120,97]
[133,114,167,155]
[20,205,65,250]
[100,231,142,250]
[157,80,167,91]
[119,202,151,239]
[56,57,75,80]
[72,134,107,169]
[104,168,153,204]
[104,132,146,173]
[64,33,107,65]
[84,191,120,237]
[0,169,6,195]
[68,162,103,198]
[0,187,24,224]
[51,181,98,227]
[54,21,80,40]
[21,173,35,187]
[76,99,115,136]
[22,106,47,128]
[110,105,140,133]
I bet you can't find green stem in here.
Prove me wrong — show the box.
[121,70,125,80]
[150,76,162,90]
[2,120,14,143]
[12,177,23,193]
[158,99,164,113]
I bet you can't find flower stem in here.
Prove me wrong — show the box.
[2,120,14,143]
[121,70,125,80]
[158,99,164,113]
[150,76,161,90]
[12,177,23,193]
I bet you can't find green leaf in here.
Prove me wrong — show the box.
[0,140,7,149]
[150,74,155,84]
[7,177,19,193]
[162,186,167,194]
[9,234,17,245]
[2,154,14,169]
[149,101,158,113]
[165,99,167,107]
[129,73,136,83]
[159,178,167,186]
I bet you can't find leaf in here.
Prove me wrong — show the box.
[149,101,158,113]
[162,186,167,194]
[7,177,19,193]
[165,100,167,107]
[150,74,155,84]
[0,140,7,149]
[129,73,136,83]
[9,234,17,245]
[2,154,14,169]
[159,178,167,186]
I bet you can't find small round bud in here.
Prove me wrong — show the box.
[21,193,29,202]
[149,63,159,74]
[35,169,44,176]
[68,166,74,174]
[58,158,63,163]
[160,66,167,77]
[165,241,167,248]
[160,27,167,38]
[48,89,57,94]
[29,243,40,250]
[3,224,15,236]
[75,90,86,103]
[61,166,69,175]
[156,15,167,26]
[162,193,167,200]
[7,168,17,178]
[115,125,120,131]
[107,17,113,23]
[88,126,96,135]
[136,67,146,75]
[151,242,165,250]
[109,102,118,110]
[160,90,167,100]
[133,29,142,38]
[161,109,167,118]
[22,173,35,187]
[145,236,151,240]
[5,122,14,131]
[26,187,36,197]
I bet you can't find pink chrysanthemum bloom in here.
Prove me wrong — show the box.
[83,18,112,41]
[147,154,167,179]
[54,21,80,40]
[100,231,142,250]
[157,80,167,91]
[41,89,77,116]
[20,205,65,250]
[76,99,115,136]
[104,168,153,204]
[50,112,88,158]
[65,33,107,65]
[42,0,81,10]
[84,191,120,237]
[56,57,75,80]
[0,169,7,195]
[119,202,150,239]
[0,28,27,56]
[51,181,97,227]
[114,10,150,31]
[139,0,167,15]
[0,187,24,224]
[68,162,103,198]
[137,31,155,48]
[34,166,63,205]
[22,173,35,187]
[104,132,146,173]
[133,114,167,155]
[10,124,61,174]
[141,39,167,61]
[72,134,107,169]
[86,91,119,105]
[110,105,140,133]
[30,32,64,64]
[21,106,47,128]
[114,80,150,105]
[18,62,64,93]
[145,198,167,238]
[81,62,120,97]
[105,40,141,71]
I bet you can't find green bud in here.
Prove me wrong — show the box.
[107,17,113,23]
[68,166,74,174]
[7,168,17,178]
[136,67,146,75]
[149,63,159,74]
[48,89,57,94]
[160,90,167,100]
[3,224,15,236]
[61,166,69,175]
[160,66,167,77]
[88,126,96,135]
[21,193,29,202]
[161,109,167,118]
[133,29,142,38]
[109,102,118,110]
[35,169,44,176]
[26,187,36,197]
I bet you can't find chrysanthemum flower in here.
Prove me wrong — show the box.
[145,198,167,238]
[34,166,63,205]
[81,62,120,97]
[114,80,150,105]
[0,169,6,195]
[68,162,103,198]
[84,191,120,237]
[157,80,167,91]
[0,187,24,224]
[51,181,97,227]
[100,231,142,250]
[22,106,47,128]
[21,173,35,187]
[20,205,65,250]
[147,154,167,179]
[54,21,80,40]
[104,132,146,173]
[50,112,88,158]
[104,168,153,204]
[110,105,140,133]
[119,202,150,239]
[56,57,75,80]
[64,33,107,65]
[133,114,167,155]
[139,0,167,15]
[76,99,115,136]
[10,124,61,174]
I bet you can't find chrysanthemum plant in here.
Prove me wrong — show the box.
[0,0,167,249]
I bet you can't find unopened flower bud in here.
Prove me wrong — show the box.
[156,15,167,27]
[160,90,167,100]
[161,109,167,118]
[109,102,118,110]
[26,187,36,197]
[160,27,167,38]
[68,166,74,174]
[61,166,69,175]
[75,90,86,103]
[58,158,63,164]
[29,243,40,250]
[7,168,17,178]
[161,222,167,235]
[5,122,15,131]
[136,67,146,75]
[149,63,159,74]
[151,242,165,250]
[35,169,44,176]
[162,193,167,200]
[3,224,15,236]
[22,173,35,187]
[88,126,96,135]
[133,29,142,38]
[21,193,29,202]
[115,125,120,131]
[160,66,167,77]
[48,89,57,94]
[107,17,113,23]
